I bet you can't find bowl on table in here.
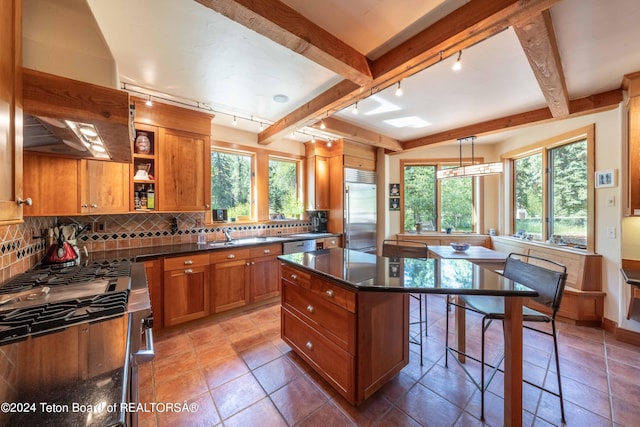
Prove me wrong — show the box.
[450,242,470,252]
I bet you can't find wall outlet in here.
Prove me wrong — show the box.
[607,226,616,239]
[96,222,107,232]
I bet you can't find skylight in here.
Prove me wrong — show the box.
[383,116,431,128]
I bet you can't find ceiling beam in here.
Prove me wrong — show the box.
[309,117,403,152]
[513,10,569,117]
[399,89,623,152]
[258,0,562,145]
[195,0,372,86]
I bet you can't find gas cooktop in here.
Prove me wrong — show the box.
[0,260,133,345]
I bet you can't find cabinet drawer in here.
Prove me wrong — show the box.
[282,308,354,402]
[164,253,209,271]
[250,244,282,258]
[310,277,356,313]
[281,265,310,289]
[323,237,340,248]
[209,248,250,264]
[282,281,355,352]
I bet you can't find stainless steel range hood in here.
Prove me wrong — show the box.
[23,68,133,163]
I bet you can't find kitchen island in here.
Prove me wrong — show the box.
[278,248,538,427]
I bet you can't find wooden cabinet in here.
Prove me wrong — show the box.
[280,263,408,405]
[132,97,212,214]
[80,160,129,214]
[131,124,158,212]
[144,258,164,329]
[316,236,341,249]
[158,128,209,212]
[23,153,129,216]
[23,152,79,216]
[306,155,329,210]
[210,243,282,313]
[0,0,23,224]
[210,248,251,313]
[163,254,210,327]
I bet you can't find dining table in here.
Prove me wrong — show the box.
[278,248,538,426]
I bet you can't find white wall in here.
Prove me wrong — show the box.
[384,105,639,331]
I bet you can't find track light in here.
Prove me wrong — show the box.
[327,140,332,147]
[452,50,462,71]
[311,135,316,143]
[232,116,237,126]
[352,102,358,115]
[320,119,326,130]
[395,81,403,97]
[259,122,264,131]
[145,95,153,107]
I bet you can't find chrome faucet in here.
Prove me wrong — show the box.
[223,227,233,242]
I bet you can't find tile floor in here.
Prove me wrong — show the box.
[138,295,640,427]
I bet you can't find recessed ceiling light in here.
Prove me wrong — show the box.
[383,116,431,128]
[273,94,289,103]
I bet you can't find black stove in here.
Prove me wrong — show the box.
[0,260,133,345]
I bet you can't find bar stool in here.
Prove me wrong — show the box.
[382,239,429,365]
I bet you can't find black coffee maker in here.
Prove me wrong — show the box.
[308,210,328,233]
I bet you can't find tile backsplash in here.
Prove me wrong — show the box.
[1,213,311,284]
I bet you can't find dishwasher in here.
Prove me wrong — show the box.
[282,239,317,254]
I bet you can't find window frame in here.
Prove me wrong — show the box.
[267,155,303,220]
[503,125,595,251]
[400,158,482,234]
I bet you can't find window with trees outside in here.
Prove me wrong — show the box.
[511,128,592,249]
[211,149,253,220]
[269,158,301,219]
[402,163,475,233]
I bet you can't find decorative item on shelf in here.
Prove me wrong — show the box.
[140,191,147,209]
[134,132,151,154]
[134,192,141,210]
[450,242,470,252]
[134,163,151,180]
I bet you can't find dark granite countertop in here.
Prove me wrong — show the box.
[278,248,538,297]
[621,267,640,286]
[84,232,340,263]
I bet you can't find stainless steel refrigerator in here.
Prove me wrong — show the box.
[344,168,377,252]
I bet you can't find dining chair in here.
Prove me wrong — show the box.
[445,252,568,422]
[382,239,429,366]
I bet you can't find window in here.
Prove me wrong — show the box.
[509,127,593,249]
[211,149,253,220]
[402,163,475,233]
[268,158,301,219]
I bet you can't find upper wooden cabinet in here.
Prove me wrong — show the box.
[0,0,23,225]
[23,152,79,216]
[306,155,330,210]
[80,160,130,214]
[132,98,213,214]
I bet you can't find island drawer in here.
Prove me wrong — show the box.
[282,281,355,352]
[281,265,310,288]
[282,308,355,402]
[310,277,356,313]
[164,253,209,271]
[209,248,251,264]
[250,244,282,258]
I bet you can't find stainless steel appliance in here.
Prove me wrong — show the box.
[344,168,377,252]
[283,239,317,254]
[308,210,328,233]
[0,260,154,426]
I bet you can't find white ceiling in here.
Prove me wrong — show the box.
[83,0,640,146]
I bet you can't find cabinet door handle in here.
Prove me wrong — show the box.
[184,260,193,265]
[246,262,251,266]
[305,341,313,350]
[227,254,236,259]
[251,261,255,265]
[263,249,271,254]
[306,304,314,313]
[81,204,88,208]
[184,269,193,274]
[330,240,336,245]
[90,203,98,209]
[326,289,335,298]
[291,274,297,280]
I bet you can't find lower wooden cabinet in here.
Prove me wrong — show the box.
[163,254,210,327]
[281,263,408,405]
[210,248,250,313]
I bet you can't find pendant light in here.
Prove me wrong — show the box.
[436,136,503,179]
